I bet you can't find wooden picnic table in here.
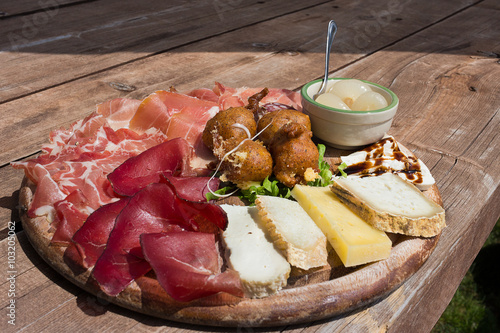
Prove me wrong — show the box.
[1,0,499,332]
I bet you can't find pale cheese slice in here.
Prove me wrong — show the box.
[291,185,392,267]
[255,195,328,270]
[331,173,445,237]
[220,204,291,298]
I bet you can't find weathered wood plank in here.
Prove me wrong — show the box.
[0,0,89,18]
[477,0,500,10]
[0,0,329,102]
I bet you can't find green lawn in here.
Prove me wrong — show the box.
[432,219,500,333]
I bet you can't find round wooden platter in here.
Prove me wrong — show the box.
[18,161,443,328]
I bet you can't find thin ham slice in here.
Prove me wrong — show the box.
[141,232,243,302]
[186,88,220,103]
[129,90,219,136]
[107,138,197,197]
[96,98,141,131]
[51,190,89,245]
[27,164,66,220]
[92,182,228,296]
[212,82,302,111]
[128,90,219,168]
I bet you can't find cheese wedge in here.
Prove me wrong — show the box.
[331,173,445,237]
[291,185,392,267]
[255,195,328,270]
[220,204,290,298]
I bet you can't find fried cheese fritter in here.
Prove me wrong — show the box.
[202,107,257,158]
[220,140,273,184]
[257,109,312,146]
[269,122,319,187]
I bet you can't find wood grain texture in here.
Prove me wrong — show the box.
[0,0,328,102]
[0,0,88,18]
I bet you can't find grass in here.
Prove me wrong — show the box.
[432,219,500,333]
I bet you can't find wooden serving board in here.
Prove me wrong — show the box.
[18,154,442,328]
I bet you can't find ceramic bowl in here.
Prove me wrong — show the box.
[301,78,399,150]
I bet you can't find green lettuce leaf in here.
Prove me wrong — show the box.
[239,176,291,205]
[307,144,333,187]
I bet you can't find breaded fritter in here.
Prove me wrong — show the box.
[269,122,319,187]
[202,107,256,158]
[257,109,312,146]
[220,140,273,184]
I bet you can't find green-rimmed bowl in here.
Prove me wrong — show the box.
[301,78,399,150]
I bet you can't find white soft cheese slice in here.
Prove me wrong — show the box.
[220,204,291,298]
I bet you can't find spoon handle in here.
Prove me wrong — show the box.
[317,20,338,97]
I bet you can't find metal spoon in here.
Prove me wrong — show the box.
[313,20,338,100]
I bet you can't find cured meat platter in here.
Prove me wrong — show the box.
[15,83,444,327]
[19,166,442,327]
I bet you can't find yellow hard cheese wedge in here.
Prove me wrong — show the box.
[291,185,392,267]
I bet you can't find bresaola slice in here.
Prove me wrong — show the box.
[65,198,130,269]
[91,182,229,297]
[162,174,219,202]
[107,138,197,196]
[140,232,243,302]
[92,183,184,296]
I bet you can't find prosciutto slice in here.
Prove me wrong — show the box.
[51,189,89,246]
[129,90,219,136]
[211,82,302,111]
[92,182,228,296]
[141,232,243,302]
[96,98,141,130]
[12,114,169,218]
[26,164,66,220]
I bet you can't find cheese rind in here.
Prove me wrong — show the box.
[255,196,328,270]
[220,205,290,298]
[291,185,392,267]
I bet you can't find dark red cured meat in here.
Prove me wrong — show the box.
[92,182,228,296]
[66,198,130,269]
[107,138,197,197]
[92,183,183,296]
[161,173,219,202]
[140,232,243,302]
